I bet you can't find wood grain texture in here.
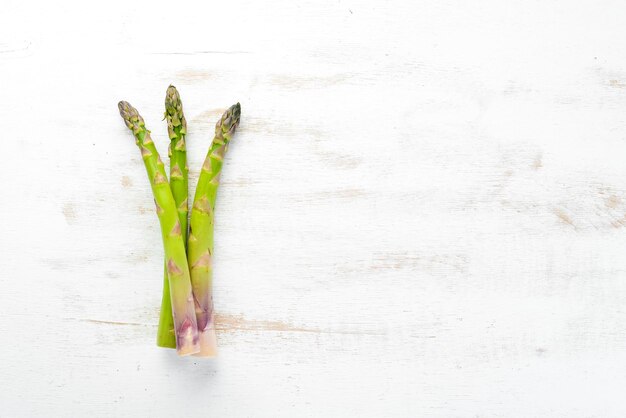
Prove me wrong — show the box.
[2,0,626,416]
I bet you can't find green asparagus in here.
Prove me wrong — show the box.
[188,103,241,357]
[118,101,200,356]
[156,86,189,349]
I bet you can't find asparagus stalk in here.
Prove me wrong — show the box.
[188,103,241,357]
[156,86,189,349]
[118,101,200,356]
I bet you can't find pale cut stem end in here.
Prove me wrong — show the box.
[177,339,201,357]
[194,327,218,358]
[176,321,201,356]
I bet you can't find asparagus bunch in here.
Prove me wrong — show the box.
[118,88,241,357]
[188,103,241,356]
[118,101,200,356]
[157,86,189,349]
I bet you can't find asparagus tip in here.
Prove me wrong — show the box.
[118,101,144,132]
[164,85,186,135]
[215,102,242,141]
[165,85,181,111]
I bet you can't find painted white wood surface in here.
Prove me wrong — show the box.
[2,0,626,416]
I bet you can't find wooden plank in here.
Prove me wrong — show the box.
[1,0,626,416]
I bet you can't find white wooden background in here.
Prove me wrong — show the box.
[2,0,626,416]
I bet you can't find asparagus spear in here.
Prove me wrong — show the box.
[118,101,200,356]
[188,103,241,357]
[156,86,189,349]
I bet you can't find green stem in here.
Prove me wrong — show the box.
[188,103,241,357]
[156,265,175,348]
[118,101,199,356]
[157,86,189,349]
